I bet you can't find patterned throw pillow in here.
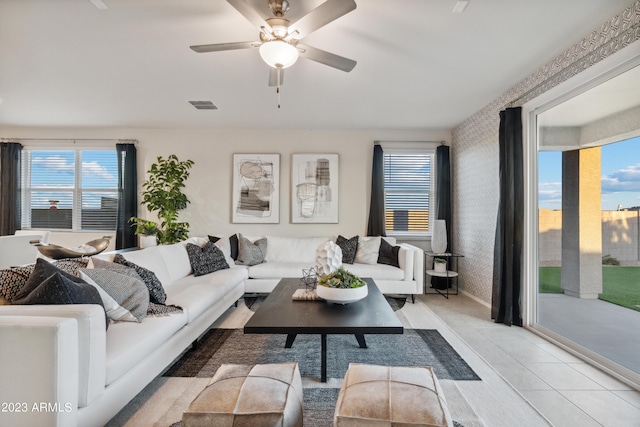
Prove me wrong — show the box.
[378,238,401,268]
[113,254,167,305]
[186,242,229,277]
[0,265,35,302]
[235,234,267,266]
[80,268,149,322]
[53,258,89,276]
[336,235,359,264]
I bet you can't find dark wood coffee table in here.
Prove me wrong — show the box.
[243,277,404,382]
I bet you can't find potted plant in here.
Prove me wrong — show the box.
[130,155,195,245]
[317,267,368,304]
[433,258,447,273]
[131,218,159,248]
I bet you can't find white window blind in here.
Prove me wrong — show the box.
[383,150,433,234]
[21,148,119,231]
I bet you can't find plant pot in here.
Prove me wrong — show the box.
[139,235,157,249]
[316,284,368,305]
[434,262,447,273]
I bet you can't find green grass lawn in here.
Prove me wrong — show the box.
[539,266,640,312]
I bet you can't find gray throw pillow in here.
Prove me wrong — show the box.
[336,235,359,264]
[113,254,166,304]
[79,268,149,322]
[235,234,267,266]
[53,258,89,276]
[14,258,87,301]
[186,242,229,277]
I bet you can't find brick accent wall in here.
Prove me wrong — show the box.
[451,2,640,303]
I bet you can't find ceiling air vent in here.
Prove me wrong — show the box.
[188,101,218,110]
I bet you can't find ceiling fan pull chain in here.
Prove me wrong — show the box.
[277,66,282,108]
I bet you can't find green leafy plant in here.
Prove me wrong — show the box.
[130,155,195,245]
[602,254,620,266]
[434,258,447,264]
[318,267,365,289]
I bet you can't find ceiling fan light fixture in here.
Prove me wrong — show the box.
[259,40,299,69]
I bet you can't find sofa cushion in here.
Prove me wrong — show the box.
[346,263,405,281]
[166,267,248,322]
[158,242,193,283]
[186,242,229,277]
[114,246,171,287]
[354,236,381,265]
[105,312,187,385]
[264,236,330,263]
[378,238,401,268]
[337,235,359,264]
[79,269,149,322]
[114,254,167,305]
[247,262,311,279]
[236,234,267,266]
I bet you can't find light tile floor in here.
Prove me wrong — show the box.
[425,293,640,427]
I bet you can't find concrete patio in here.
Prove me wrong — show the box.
[538,294,640,375]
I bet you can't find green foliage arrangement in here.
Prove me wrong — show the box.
[130,155,195,245]
[434,258,447,264]
[318,267,365,289]
[602,254,620,266]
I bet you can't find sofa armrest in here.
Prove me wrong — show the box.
[397,246,415,282]
[0,305,106,408]
[0,315,79,427]
[399,243,424,290]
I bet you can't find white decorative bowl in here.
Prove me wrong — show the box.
[316,284,368,305]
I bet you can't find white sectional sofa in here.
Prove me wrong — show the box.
[0,234,423,427]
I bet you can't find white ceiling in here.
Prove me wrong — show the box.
[0,0,635,130]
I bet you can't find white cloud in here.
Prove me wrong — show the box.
[83,160,115,181]
[32,155,74,173]
[602,163,640,193]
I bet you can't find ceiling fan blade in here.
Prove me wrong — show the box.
[297,44,356,72]
[190,41,259,53]
[289,0,356,39]
[227,0,272,32]
[268,67,284,87]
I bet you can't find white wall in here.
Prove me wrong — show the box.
[3,126,450,248]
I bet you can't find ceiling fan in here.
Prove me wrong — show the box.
[190,0,357,89]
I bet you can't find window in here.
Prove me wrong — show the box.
[383,148,434,236]
[21,147,119,231]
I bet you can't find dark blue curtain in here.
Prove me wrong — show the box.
[116,143,138,249]
[367,144,386,236]
[492,107,524,326]
[435,145,452,252]
[0,142,23,235]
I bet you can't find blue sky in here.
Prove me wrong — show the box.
[538,136,640,210]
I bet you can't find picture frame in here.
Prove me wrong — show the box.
[291,154,339,223]
[232,154,280,223]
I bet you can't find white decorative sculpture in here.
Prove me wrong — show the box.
[316,240,343,276]
[431,219,448,254]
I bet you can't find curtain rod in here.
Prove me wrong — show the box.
[1,138,138,143]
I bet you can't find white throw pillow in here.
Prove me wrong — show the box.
[213,237,236,268]
[354,236,381,265]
